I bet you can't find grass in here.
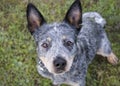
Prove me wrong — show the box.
[0,0,120,86]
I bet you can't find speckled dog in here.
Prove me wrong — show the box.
[26,0,118,86]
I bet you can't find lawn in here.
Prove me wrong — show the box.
[0,0,120,86]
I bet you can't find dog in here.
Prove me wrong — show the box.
[26,0,118,86]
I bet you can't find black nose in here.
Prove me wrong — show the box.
[53,57,66,70]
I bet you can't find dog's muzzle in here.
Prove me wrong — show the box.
[53,56,67,73]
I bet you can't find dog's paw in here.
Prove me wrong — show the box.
[107,52,119,65]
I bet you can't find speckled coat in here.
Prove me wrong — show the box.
[26,0,118,86]
[36,12,109,86]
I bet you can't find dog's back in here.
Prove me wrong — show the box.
[78,16,102,63]
[83,12,106,27]
[77,12,118,65]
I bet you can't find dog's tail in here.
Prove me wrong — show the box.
[83,12,106,28]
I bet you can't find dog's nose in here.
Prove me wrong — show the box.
[53,57,66,70]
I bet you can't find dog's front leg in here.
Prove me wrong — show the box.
[51,84,60,86]
[68,83,85,86]
[71,83,85,86]
[69,80,85,86]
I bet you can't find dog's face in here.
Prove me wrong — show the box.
[35,23,78,74]
[26,0,82,74]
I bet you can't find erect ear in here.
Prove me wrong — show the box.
[26,3,46,34]
[64,0,82,30]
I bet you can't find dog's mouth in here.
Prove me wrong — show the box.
[54,69,65,74]
[53,65,67,74]
[40,56,74,75]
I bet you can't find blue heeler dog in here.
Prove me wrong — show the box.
[26,0,118,86]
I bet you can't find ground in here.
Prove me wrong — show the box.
[0,0,120,86]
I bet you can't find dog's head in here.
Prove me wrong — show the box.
[26,0,82,74]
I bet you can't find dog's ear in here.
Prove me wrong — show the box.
[26,3,46,34]
[64,0,82,30]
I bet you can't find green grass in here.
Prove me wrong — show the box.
[0,0,120,86]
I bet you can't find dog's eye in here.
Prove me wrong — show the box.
[41,43,48,48]
[66,41,73,46]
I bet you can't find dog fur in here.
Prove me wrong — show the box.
[26,0,118,86]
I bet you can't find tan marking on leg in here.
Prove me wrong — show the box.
[66,82,79,86]
[107,52,119,65]
[97,49,108,57]
[97,50,119,65]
